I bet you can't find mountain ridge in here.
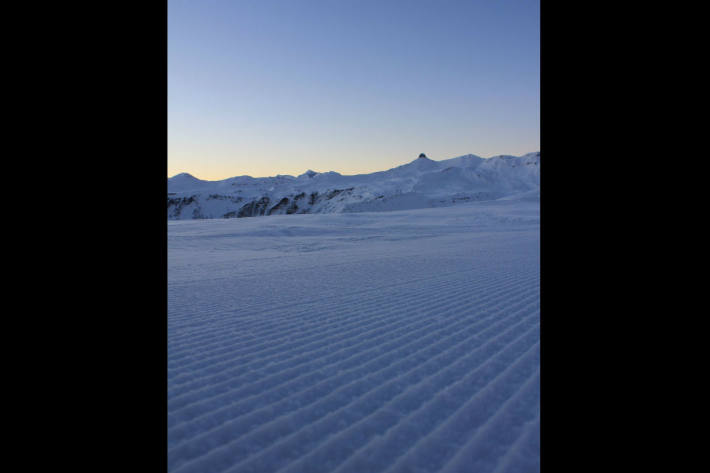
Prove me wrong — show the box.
[168,152,539,219]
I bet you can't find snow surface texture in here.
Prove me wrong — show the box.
[168,197,540,473]
[167,152,539,219]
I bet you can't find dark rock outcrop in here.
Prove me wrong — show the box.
[268,197,290,215]
[237,196,271,217]
[167,195,199,218]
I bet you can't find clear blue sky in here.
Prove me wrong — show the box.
[168,0,539,180]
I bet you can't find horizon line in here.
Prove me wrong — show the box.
[168,150,541,182]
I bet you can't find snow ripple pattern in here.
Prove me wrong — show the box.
[168,200,540,473]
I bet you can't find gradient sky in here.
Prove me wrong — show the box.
[168,0,539,180]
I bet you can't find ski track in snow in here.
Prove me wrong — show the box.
[168,199,539,473]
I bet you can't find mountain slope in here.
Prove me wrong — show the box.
[167,152,540,219]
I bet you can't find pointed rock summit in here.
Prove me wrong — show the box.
[298,170,318,178]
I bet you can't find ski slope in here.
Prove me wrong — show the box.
[168,197,540,473]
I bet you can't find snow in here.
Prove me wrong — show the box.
[168,197,540,473]
[167,152,540,219]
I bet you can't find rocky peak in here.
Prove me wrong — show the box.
[299,170,318,178]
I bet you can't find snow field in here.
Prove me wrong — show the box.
[168,199,540,473]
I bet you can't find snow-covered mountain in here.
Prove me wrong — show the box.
[167,152,540,219]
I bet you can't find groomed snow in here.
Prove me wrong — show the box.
[168,197,540,473]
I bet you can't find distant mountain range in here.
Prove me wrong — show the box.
[168,152,540,219]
